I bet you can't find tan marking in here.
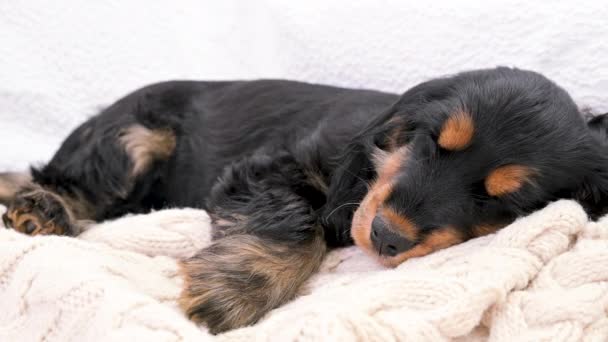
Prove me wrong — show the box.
[485,164,534,196]
[351,146,409,255]
[380,227,462,267]
[0,172,32,204]
[438,110,475,151]
[179,232,326,333]
[119,124,176,176]
[375,146,408,185]
[471,223,506,237]
[385,116,408,151]
[6,208,20,226]
[371,147,390,171]
[380,207,419,241]
[13,212,37,233]
[9,210,65,235]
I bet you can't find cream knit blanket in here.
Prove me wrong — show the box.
[1,200,607,341]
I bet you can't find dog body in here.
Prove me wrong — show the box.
[24,80,396,229]
[3,67,608,333]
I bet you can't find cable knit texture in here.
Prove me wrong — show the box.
[1,200,607,341]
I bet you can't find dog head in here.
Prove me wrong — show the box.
[328,67,608,266]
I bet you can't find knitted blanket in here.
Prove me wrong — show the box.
[1,200,607,341]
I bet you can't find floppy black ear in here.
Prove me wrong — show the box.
[573,172,608,220]
[321,140,376,246]
[574,113,608,219]
[320,83,444,245]
[587,112,608,143]
[321,107,411,246]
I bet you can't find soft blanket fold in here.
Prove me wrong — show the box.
[1,200,607,341]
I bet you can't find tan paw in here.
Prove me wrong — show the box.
[178,234,324,334]
[2,187,74,236]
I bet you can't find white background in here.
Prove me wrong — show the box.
[1,0,607,171]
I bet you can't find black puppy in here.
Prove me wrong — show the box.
[2,67,608,333]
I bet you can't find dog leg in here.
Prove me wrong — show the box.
[178,153,327,333]
[2,185,80,235]
[2,107,176,235]
[0,172,81,235]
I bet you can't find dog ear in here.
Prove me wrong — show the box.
[322,107,412,245]
[574,113,608,219]
[370,115,412,152]
[322,139,376,246]
[573,171,608,219]
[0,171,32,205]
[321,83,443,245]
[587,112,608,143]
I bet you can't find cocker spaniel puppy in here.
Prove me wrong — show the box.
[2,67,608,333]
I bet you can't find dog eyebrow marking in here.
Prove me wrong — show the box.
[380,207,419,241]
[438,110,475,151]
[119,124,176,176]
[485,164,534,196]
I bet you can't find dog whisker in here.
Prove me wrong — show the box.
[324,202,361,222]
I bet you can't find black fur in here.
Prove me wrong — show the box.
[4,67,608,332]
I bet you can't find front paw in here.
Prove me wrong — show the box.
[2,187,74,236]
[178,241,271,333]
[178,235,310,334]
[179,266,262,334]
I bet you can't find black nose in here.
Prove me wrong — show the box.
[370,215,414,257]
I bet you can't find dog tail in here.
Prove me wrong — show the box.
[0,171,32,206]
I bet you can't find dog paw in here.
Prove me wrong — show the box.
[178,235,307,334]
[178,254,270,332]
[2,187,75,236]
[179,268,262,334]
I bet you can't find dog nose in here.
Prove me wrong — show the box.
[370,215,414,257]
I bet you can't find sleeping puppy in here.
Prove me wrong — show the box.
[2,67,608,333]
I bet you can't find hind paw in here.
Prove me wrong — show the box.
[2,187,75,236]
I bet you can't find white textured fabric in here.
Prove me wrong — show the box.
[1,200,608,341]
[1,0,608,171]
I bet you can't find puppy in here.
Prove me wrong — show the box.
[2,67,608,333]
